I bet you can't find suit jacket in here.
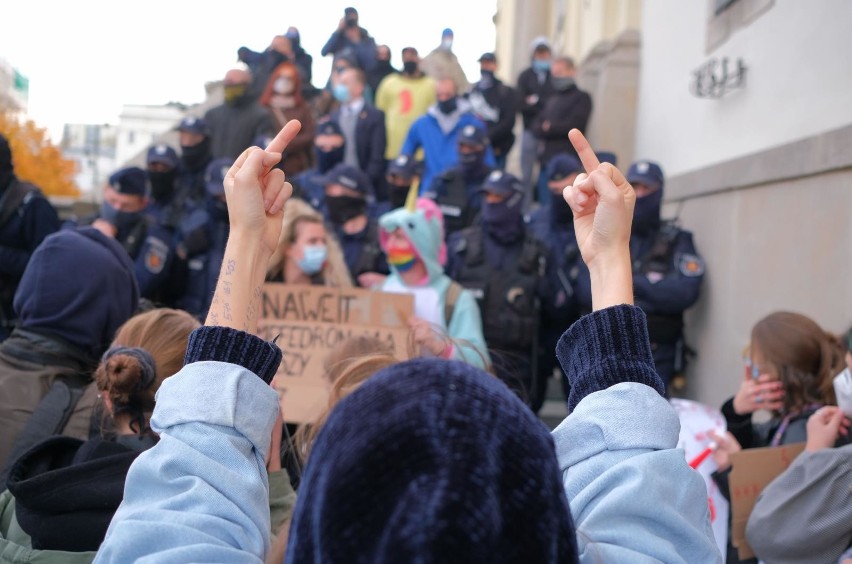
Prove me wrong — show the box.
[329,104,388,198]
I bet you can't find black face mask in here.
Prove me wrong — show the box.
[403,61,419,75]
[316,146,345,174]
[181,138,211,172]
[345,18,358,28]
[148,170,177,203]
[438,97,458,115]
[479,70,495,89]
[326,194,366,225]
[389,184,411,208]
[550,192,573,225]
[459,151,485,178]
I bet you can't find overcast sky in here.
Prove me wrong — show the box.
[2,0,497,141]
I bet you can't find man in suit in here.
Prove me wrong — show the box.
[329,68,388,201]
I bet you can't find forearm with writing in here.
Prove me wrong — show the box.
[206,234,270,334]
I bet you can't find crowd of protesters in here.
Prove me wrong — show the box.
[0,6,850,563]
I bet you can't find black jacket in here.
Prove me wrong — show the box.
[530,85,592,165]
[516,67,555,129]
[467,79,518,157]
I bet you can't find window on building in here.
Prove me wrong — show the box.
[706,0,774,52]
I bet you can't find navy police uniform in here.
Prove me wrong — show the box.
[0,135,61,339]
[177,117,213,203]
[447,171,548,409]
[176,158,232,319]
[321,164,388,283]
[98,167,177,303]
[573,161,705,391]
[423,124,492,240]
[527,154,584,403]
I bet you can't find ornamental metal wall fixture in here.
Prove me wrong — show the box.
[690,57,747,98]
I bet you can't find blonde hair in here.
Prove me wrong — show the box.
[94,308,200,432]
[294,336,398,464]
[267,198,353,287]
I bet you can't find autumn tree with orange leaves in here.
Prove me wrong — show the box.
[0,112,79,197]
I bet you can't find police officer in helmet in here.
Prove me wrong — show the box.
[446,170,548,408]
[573,160,705,393]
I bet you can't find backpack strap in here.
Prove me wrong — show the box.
[0,373,89,485]
[0,179,36,228]
[443,280,464,327]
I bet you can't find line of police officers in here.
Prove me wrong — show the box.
[0,116,704,411]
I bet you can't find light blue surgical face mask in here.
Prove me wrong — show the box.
[297,244,328,275]
[532,59,551,73]
[332,83,351,103]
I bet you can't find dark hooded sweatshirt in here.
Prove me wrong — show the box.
[0,227,139,472]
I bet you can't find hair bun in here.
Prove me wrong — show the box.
[100,346,157,402]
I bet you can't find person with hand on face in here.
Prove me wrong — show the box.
[204,68,277,160]
[467,52,518,170]
[531,56,592,208]
[420,28,469,94]
[573,160,704,393]
[259,62,316,176]
[745,406,851,564]
[528,154,584,405]
[517,38,555,198]
[377,196,489,368]
[708,311,848,563]
[266,198,352,288]
[328,68,388,200]
[321,7,378,73]
[375,47,436,160]
[400,77,494,190]
[423,123,492,240]
[0,134,61,341]
[93,125,719,563]
[177,117,213,203]
[320,163,388,284]
[90,167,176,302]
[446,170,549,408]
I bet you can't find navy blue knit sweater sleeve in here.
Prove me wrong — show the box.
[183,327,282,385]
[556,305,664,411]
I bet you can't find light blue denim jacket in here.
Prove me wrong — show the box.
[553,382,721,563]
[95,361,279,564]
[96,358,720,563]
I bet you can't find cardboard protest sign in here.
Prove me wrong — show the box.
[728,442,806,560]
[257,284,414,423]
[670,399,729,557]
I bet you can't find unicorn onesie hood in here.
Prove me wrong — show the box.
[378,197,490,368]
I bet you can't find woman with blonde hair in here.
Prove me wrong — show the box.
[267,198,352,287]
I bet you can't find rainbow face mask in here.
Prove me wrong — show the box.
[386,242,418,272]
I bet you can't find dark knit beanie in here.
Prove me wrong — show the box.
[286,357,579,564]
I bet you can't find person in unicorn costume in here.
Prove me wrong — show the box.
[377,190,490,369]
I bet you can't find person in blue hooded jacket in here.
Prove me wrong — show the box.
[377,196,489,368]
[93,123,719,564]
[399,77,495,189]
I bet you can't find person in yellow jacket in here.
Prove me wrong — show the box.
[375,47,435,159]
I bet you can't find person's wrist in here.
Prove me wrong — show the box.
[588,249,633,311]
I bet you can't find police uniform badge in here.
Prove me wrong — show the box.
[144,237,169,274]
[488,170,503,182]
[636,161,650,174]
[463,125,476,137]
[677,253,705,277]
